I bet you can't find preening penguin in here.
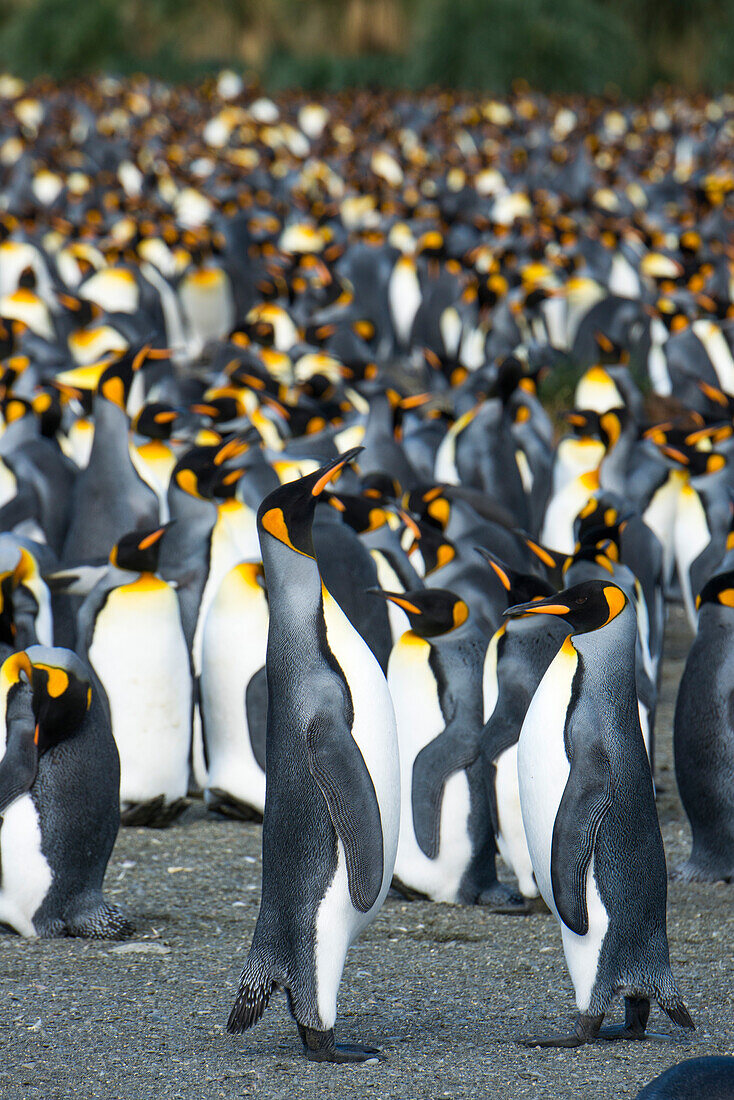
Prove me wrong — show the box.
[227,449,400,1063]
[0,646,131,938]
[505,580,693,1047]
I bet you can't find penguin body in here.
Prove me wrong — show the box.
[78,526,191,826]
[381,587,523,909]
[507,581,693,1046]
[478,555,564,899]
[228,451,400,1062]
[0,647,131,938]
[202,562,268,819]
[673,572,734,882]
[635,1057,734,1100]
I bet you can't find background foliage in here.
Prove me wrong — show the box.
[0,0,731,92]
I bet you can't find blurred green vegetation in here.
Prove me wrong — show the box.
[0,0,731,92]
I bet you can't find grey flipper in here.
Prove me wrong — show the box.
[411,728,478,860]
[0,684,37,814]
[550,740,613,935]
[245,665,268,772]
[306,713,383,913]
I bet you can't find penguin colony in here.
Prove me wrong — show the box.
[0,70,731,1067]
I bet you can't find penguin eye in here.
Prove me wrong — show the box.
[576,596,588,605]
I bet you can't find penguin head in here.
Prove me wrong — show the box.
[2,646,91,754]
[257,447,362,558]
[325,492,391,535]
[368,587,469,637]
[110,523,171,573]
[696,572,734,611]
[400,514,456,574]
[504,579,627,635]
[134,402,181,441]
[403,486,452,531]
[476,547,555,606]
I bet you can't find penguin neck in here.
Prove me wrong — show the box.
[261,535,322,627]
[570,602,637,668]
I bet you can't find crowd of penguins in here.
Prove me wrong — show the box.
[0,70,733,1090]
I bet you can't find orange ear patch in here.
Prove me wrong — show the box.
[260,507,311,557]
[452,600,469,629]
[101,376,125,409]
[718,588,734,608]
[602,585,626,625]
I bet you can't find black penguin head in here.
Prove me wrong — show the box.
[110,523,171,573]
[134,402,180,440]
[368,587,469,637]
[476,547,555,606]
[326,492,391,535]
[257,448,362,558]
[2,647,91,754]
[696,572,734,611]
[403,485,451,531]
[401,514,456,574]
[504,579,627,635]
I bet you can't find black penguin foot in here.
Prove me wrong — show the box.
[204,789,263,823]
[476,881,529,914]
[520,1012,604,1048]
[599,996,653,1041]
[390,876,428,901]
[670,859,732,884]
[298,1025,381,1063]
[121,795,190,828]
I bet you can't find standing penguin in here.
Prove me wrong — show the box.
[77,524,192,827]
[478,552,563,900]
[201,561,269,820]
[376,586,525,910]
[505,580,694,1046]
[227,449,400,1063]
[0,646,131,938]
[673,570,734,882]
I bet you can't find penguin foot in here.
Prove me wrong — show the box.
[598,995,652,1041]
[65,902,135,940]
[390,876,428,901]
[121,796,190,828]
[298,1025,381,1064]
[670,859,732,884]
[520,1013,604,1048]
[204,789,263,823]
[476,881,529,914]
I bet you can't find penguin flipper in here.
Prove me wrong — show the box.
[306,713,384,914]
[412,731,479,860]
[550,740,613,936]
[0,684,39,815]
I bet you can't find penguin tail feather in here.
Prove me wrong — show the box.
[227,954,276,1034]
[663,1001,695,1030]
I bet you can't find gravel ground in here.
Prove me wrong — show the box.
[2,603,732,1099]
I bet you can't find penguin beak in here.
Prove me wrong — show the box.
[366,588,422,614]
[504,597,571,620]
[475,547,511,590]
[310,447,363,497]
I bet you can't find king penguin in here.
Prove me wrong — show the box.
[375,585,525,910]
[0,646,132,938]
[201,561,269,820]
[673,570,734,882]
[227,448,400,1063]
[77,523,192,827]
[505,580,694,1047]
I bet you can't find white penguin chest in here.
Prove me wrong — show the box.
[88,577,191,802]
[518,641,577,911]
[388,632,472,902]
[0,793,52,937]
